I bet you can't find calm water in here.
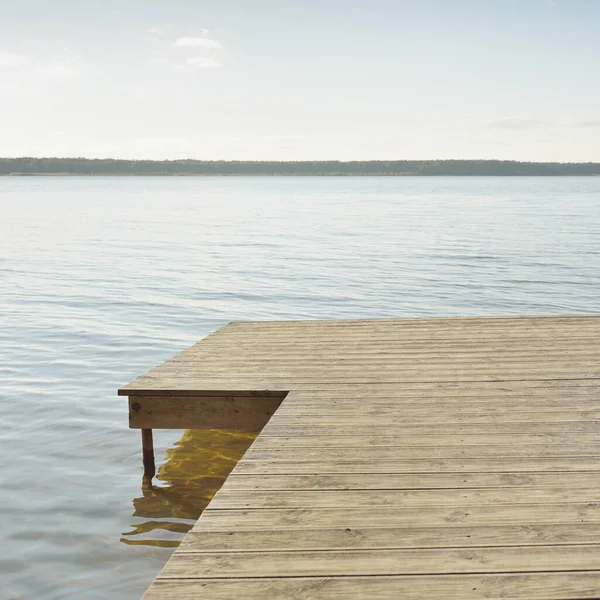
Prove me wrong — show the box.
[1,176,599,599]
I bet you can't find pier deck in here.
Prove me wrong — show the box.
[119,315,600,599]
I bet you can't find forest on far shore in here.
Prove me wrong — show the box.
[2,158,600,176]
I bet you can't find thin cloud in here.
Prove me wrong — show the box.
[487,118,551,130]
[0,50,24,67]
[487,117,600,130]
[173,37,223,49]
[185,56,221,69]
[148,27,165,37]
[0,51,79,79]
[573,119,600,128]
[40,63,78,79]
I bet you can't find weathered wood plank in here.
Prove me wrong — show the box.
[121,377,600,395]
[221,472,600,490]
[182,326,600,340]
[159,545,600,577]
[164,348,600,363]
[171,352,600,367]
[242,444,600,460]
[197,502,600,530]
[148,361,600,375]
[203,321,600,336]
[143,573,600,600]
[259,422,600,435]
[209,487,600,509]
[179,523,600,551]
[250,432,600,447]
[122,373,600,391]
[259,411,600,423]
[232,456,600,474]
[268,399,600,410]
[150,328,600,343]
[128,395,283,430]
[285,384,600,397]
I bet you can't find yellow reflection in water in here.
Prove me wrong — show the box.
[121,429,256,548]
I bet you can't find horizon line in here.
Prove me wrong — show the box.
[3,157,600,164]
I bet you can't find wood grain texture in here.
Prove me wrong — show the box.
[241,444,600,459]
[179,523,600,551]
[160,545,600,577]
[122,315,600,599]
[232,456,600,474]
[208,487,600,509]
[143,573,600,600]
[128,395,283,430]
[221,471,600,490]
[250,432,600,447]
[197,503,600,529]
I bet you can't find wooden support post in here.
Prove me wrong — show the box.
[141,428,155,488]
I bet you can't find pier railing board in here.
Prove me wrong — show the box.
[128,395,285,430]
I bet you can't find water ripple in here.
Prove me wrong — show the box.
[1,175,600,599]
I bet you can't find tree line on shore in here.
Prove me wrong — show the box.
[2,158,600,176]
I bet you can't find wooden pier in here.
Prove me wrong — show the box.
[119,315,600,599]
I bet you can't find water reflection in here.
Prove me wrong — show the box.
[121,429,256,548]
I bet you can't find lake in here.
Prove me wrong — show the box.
[1,176,599,599]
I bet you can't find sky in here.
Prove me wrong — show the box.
[1,0,599,161]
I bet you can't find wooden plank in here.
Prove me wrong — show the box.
[173,349,600,362]
[166,369,596,387]
[232,457,600,474]
[259,422,600,435]
[128,395,283,430]
[181,331,600,344]
[149,358,600,370]
[276,400,600,412]
[285,384,600,396]
[121,377,600,395]
[176,338,600,351]
[285,393,600,402]
[222,472,600,490]
[289,379,600,390]
[206,322,600,335]
[259,411,600,423]
[241,444,600,460]
[182,327,600,341]
[272,411,600,422]
[179,523,600,551]
[197,502,600,530]
[176,342,600,356]
[209,487,600,509]
[157,328,600,342]
[159,544,600,577]
[122,372,600,390]
[278,392,600,403]
[250,433,600,447]
[144,573,600,599]
[149,367,600,380]
[169,346,600,364]
[179,335,600,347]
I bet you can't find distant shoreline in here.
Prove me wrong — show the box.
[2,159,600,177]
[4,172,600,177]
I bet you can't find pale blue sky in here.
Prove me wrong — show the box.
[1,0,599,160]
